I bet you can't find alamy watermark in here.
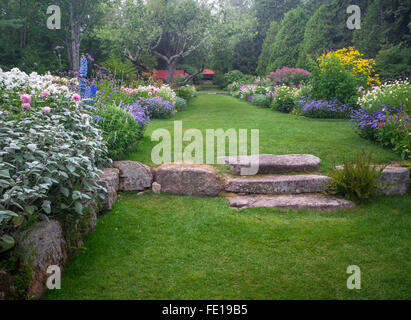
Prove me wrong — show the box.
[347,5,361,30]
[46,265,61,290]
[151,121,260,175]
[47,5,61,30]
[346,265,361,289]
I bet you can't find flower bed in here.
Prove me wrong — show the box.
[351,106,410,159]
[267,67,310,86]
[297,99,352,119]
[0,68,108,253]
[358,78,410,112]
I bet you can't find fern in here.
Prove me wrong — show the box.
[328,152,386,202]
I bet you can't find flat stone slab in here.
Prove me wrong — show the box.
[218,154,321,175]
[225,174,331,194]
[378,166,409,196]
[17,221,67,299]
[154,163,223,197]
[98,168,120,211]
[336,165,409,196]
[113,161,153,191]
[228,195,355,210]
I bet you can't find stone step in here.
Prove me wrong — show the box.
[336,165,409,196]
[218,154,321,175]
[225,174,331,194]
[227,195,355,210]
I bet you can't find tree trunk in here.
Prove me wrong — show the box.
[166,60,177,84]
[69,0,80,71]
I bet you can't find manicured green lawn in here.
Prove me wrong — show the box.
[45,192,410,299]
[126,95,400,173]
[44,95,410,300]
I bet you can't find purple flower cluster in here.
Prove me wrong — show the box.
[123,102,151,126]
[350,105,402,140]
[268,67,310,85]
[135,97,175,119]
[298,99,352,119]
[247,95,254,102]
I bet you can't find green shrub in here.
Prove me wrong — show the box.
[309,55,360,106]
[328,152,385,202]
[174,85,197,100]
[97,105,145,160]
[213,73,229,88]
[174,97,187,111]
[101,54,137,82]
[271,85,297,113]
[0,81,108,245]
[224,70,253,85]
[251,94,270,107]
[375,45,411,79]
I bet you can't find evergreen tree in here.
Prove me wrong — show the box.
[353,0,411,58]
[256,21,280,75]
[297,0,369,68]
[267,7,309,71]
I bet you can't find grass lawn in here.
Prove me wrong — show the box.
[44,95,411,300]
[126,95,401,173]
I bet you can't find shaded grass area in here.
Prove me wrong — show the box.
[126,95,400,173]
[45,192,411,300]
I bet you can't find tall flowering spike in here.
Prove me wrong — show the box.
[80,57,88,78]
[91,84,97,97]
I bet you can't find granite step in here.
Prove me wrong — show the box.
[218,154,321,175]
[225,174,331,194]
[227,194,355,210]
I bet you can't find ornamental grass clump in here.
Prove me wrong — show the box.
[328,152,385,202]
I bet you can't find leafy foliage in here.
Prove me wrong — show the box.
[96,105,145,160]
[251,94,270,107]
[174,85,197,101]
[0,81,108,244]
[271,85,297,113]
[174,97,187,111]
[101,55,138,83]
[375,45,411,79]
[328,152,385,202]
[309,54,360,106]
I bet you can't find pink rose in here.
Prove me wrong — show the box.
[41,90,51,98]
[22,103,31,109]
[42,106,51,114]
[72,93,81,102]
[148,92,153,96]
[20,94,31,103]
